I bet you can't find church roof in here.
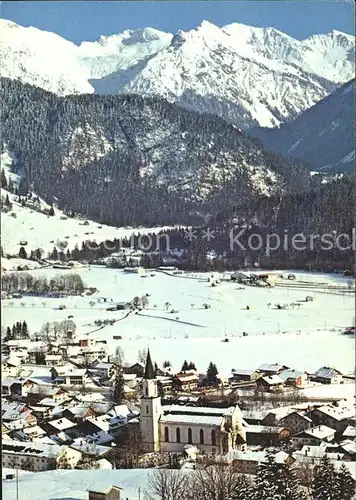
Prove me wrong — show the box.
[144,349,155,380]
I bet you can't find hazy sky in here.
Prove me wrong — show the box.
[2,1,354,44]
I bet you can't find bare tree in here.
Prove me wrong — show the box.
[144,468,189,500]
[111,346,124,367]
[40,321,52,341]
[192,465,249,500]
[138,347,147,364]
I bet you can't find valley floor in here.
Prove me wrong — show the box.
[2,267,354,375]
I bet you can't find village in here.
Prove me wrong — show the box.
[2,321,355,499]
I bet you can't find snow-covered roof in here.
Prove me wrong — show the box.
[294,425,335,440]
[315,404,354,421]
[1,377,15,387]
[48,418,76,431]
[279,369,306,381]
[294,444,327,459]
[70,439,111,456]
[340,440,356,455]
[279,410,312,423]
[258,363,288,372]
[260,375,284,385]
[224,450,288,464]
[165,404,235,417]
[313,366,343,378]
[342,425,356,438]
[2,439,62,458]
[23,425,46,436]
[160,413,223,426]
[245,425,287,434]
[231,369,256,375]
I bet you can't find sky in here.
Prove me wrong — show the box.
[1,1,354,44]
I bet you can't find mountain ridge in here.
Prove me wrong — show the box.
[253,79,355,173]
[1,77,311,226]
[1,18,354,129]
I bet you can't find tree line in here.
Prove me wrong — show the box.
[144,453,355,500]
[1,272,85,295]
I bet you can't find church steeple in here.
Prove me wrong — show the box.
[140,348,161,452]
[144,348,155,379]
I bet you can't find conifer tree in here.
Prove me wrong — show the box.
[19,246,27,259]
[229,473,253,500]
[206,361,219,385]
[252,450,280,500]
[112,369,125,405]
[275,464,307,500]
[181,360,189,371]
[1,169,7,188]
[311,455,338,500]
[21,321,29,338]
[336,463,355,500]
[6,326,12,340]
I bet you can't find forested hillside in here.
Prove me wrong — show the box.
[1,78,311,226]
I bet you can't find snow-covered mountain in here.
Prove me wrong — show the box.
[255,79,355,173]
[1,19,354,129]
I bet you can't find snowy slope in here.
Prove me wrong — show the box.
[1,18,354,129]
[1,148,177,256]
[0,187,175,256]
[254,79,355,173]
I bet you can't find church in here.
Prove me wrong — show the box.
[140,350,246,455]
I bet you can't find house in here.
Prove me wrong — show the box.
[90,362,115,380]
[96,458,113,470]
[44,354,63,366]
[43,417,77,436]
[62,404,96,423]
[256,375,284,392]
[123,362,144,376]
[278,369,308,388]
[56,446,82,468]
[157,376,173,394]
[172,371,199,392]
[69,420,114,445]
[230,272,252,284]
[342,425,356,440]
[2,402,37,430]
[2,377,15,396]
[88,485,122,500]
[245,425,291,446]
[312,403,354,433]
[224,450,292,475]
[257,363,289,375]
[312,366,343,384]
[2,439,65,471]
[230,369,259,383]
[291,425,336,448]
[55,368,91,386]
[2,355,22,376]
[279,411,313,435]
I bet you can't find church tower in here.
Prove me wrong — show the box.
[140,349,162,452]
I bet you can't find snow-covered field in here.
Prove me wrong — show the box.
[2,468,151,500]
[2,267,354,375]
